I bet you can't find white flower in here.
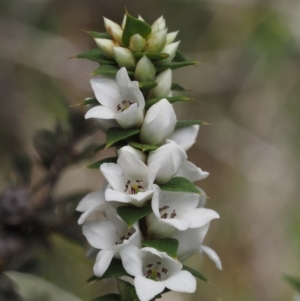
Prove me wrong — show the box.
[100,148,159,207]
[175,160,209,182]
[117,145,147,163]
[120,245,196,301]
[76,191,106,225]
[199,245,222,270]
[148,69,172,99]
[82,205,142,277]
[168,125,200,151]
[146,185,219,238]
[140,99,177,146]
[85,67,145,129]
[147,140,187,184]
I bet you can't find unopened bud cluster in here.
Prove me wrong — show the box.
[75,12,221,301]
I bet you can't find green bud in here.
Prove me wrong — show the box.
[129,34,146,53]
[148,68,172,98]
[121,14,127,30]
[103,17,123,45]
[134,56,156,82]
[94,38,119,58]
[145,28,167,53]
[155,41,181,65]
[113,47,136,70]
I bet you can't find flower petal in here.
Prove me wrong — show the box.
[93,249,116,277]
[90,76,122,109]
[169,125,199,151]
[134,275,165,301]
[180,208,220,228]
[76,191,105,212]
[120,245,143,276]
[85,105,115,120]
[100,163,125,191]
[175,161,209,182]
[78,204,104,225]
[200,245,222,270]
[163,270,196,293]
[115,103,144,129]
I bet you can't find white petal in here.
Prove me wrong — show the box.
[169,125,199,151]
[180,208,220,228]
[100,163,125,191]
[90,76,122,109]
[115,103,144,128]
[82,220,117,249]
[76,191,105,212]
[134,275,165,301]
[200,245,222,270]
[93,249,116,276]
[116,68,145,109]
[176,161,209,182]
[117,146,147,163]
[163,270,196,293]
[120,245,143,276]
[78,204,104,225]
[85,105,115,120]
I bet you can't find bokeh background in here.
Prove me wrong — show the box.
[1,0,300,300]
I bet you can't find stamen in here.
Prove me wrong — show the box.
[145,263,153,268]
[145,270,152,278]
[157,272,161,280]
[162,268,168,274]
[157,262,161,265]
[170,210,177,219]
[161,213,168,219]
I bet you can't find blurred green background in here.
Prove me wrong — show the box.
[0,0,300,300]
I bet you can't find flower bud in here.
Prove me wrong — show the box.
[113,47,136,70]
[117,145,147,163]
[145,28,167,53]
[148,69,172,98]
[134,56,156,82]
[166,31,179,44]
[138,15,145,21]
[94,38,119,58]
[155,41,181,65]
[121,14,126,29]
[140,99,176,146]
[103,17,123,45]
[129,34,145,53]
[151,16,166,33]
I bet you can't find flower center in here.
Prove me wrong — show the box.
[159,205,177,219]
[116,100,134,112]
[124,179,145,194]
[144,261,168,281]
[115,228,135,245]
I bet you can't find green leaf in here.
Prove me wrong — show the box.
[117,206,152,227]
[283,274,300,293]
[129,142,158,152]
[159,177,200,194]
[157,61,198,73]
[72,98,98,107]
[87,259,129,284]
[90,294,122,301]
[75,48,116,64]
[78,143,106,158]
[139,82,157,91]
[142,238,178,258]
[86,31,112,39]
[87,157,117,169]
[175,120,207,130]
[106,127,140,148]
[173,50,187,62]
[182,265,208,282]
[122,12,152,47]
[127,285,140,301]
[135,52,169,61]
[145,96,191,109]
[171,83,190,91]
[117,279,140,301]
[91,65,134,77]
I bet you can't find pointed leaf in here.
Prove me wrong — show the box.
[171,83,190,91]
[142,238,179,258]
[173,50,187,62]
[159,177,200,194]
[135,52,169,61]
[175,120,207,130]
[90,294,122,301]
[182,265,208,282]
[78,143,106,158]
[139,82,157,92]
[87,259,129,283]
[129,142,158,152]
[72,98,98,107]
[87,157,117,169]
[75,48,116,64]
[86,31,112,39]
[106,127,140,148]
[283,275,300,293]
[145,96,191,109]
[122,12,152,47]
[157,61,198,73]
[117,206,152,227]
[116,279,133,301]
[91,65,134,76]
